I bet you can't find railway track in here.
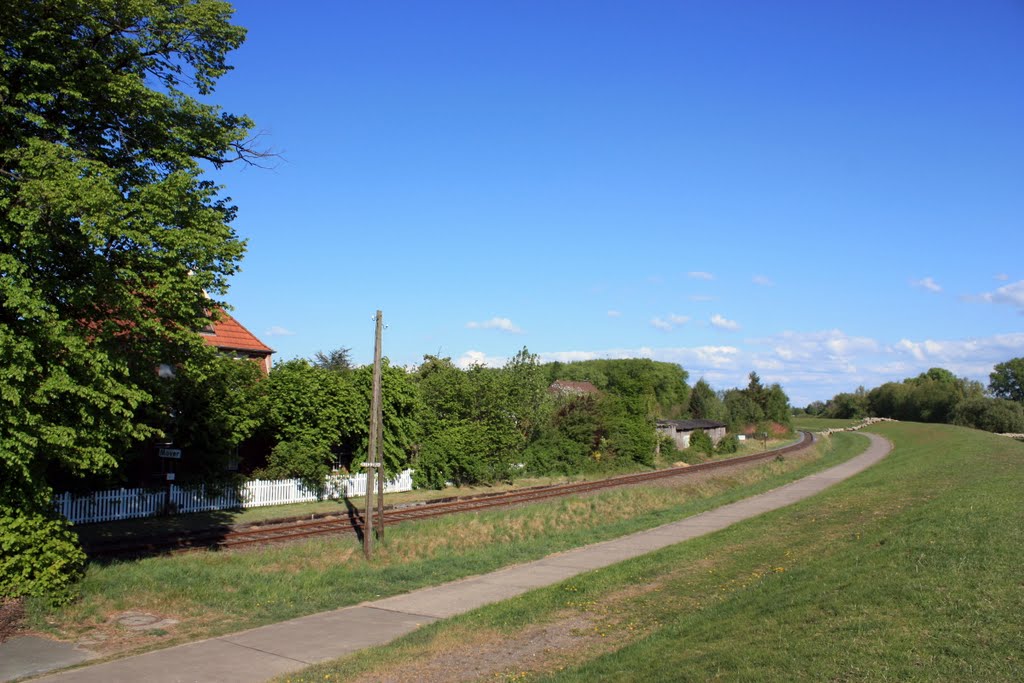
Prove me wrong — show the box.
[84,431,814,559]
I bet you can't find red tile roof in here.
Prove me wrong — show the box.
[549,380,600,395]
[201,311,274,355]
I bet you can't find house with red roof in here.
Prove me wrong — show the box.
[200,310,274,373]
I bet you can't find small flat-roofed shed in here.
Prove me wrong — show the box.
[656,419,728,449]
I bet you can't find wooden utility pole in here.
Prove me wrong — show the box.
[363,310,384,559]
[376,406,385,540]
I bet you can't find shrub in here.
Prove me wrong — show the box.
[951,397,1024,434]
[688,429,714,456]
[1,482,84,605]
[715,434,740,455]
[254,437,333,498]
[522,434,590,476]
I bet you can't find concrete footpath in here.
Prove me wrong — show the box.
[8,433,891,683]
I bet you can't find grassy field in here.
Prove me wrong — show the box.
[280,422,1024,682]
[791,415,862,431]
[28,433,860,663]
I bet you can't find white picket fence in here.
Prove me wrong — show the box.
[53,469,415,525]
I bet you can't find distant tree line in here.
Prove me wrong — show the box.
[800,358,1024,434]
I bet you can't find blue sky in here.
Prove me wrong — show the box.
[206,0,1024,406]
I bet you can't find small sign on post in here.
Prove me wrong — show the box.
[158,447,182,459]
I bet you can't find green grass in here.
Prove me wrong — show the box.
[30,434,865,662]
[282,423,1024,682]
[791,415,861,431]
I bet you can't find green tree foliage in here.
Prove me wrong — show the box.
[824,387,870,419]
[313,347,353,374]
[261,359,357,460]
[502,348,550,441]
[160,350,265,480]
[687,429,714,456]
[259,358,417,481]
[1,0,257,601]
[821,367,1009,432]
[722,372,793,431]
[688,378,726,421]
[804,400,826,416]
[715,433,740,455]
[723,389,763,431]
[867,382,908,419]
[989,357,1024,403]
[255,437,333,497]
[601,396,657,467]
[415,357,523,487]
[551,359,690,419]
[859,369,982,424]
[951,397,1024,434]
[524,393,602,475]
[343,361,420,475]
[415,353,666,486]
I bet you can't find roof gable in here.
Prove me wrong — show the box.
[549,379,600,395]
[202,310,273,355]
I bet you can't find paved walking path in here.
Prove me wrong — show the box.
[8,433,892,683]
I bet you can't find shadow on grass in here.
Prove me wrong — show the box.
[76,497,359,564]
[343,496,365,544]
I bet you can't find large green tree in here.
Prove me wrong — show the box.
[687,378,726,422]
[1,0,258,601]
[990,357,1024,403]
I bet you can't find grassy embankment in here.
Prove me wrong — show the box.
[280,422,1024,683]
[791,416,862,432]
[30,433,859,662]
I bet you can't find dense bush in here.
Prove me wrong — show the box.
[688,429,714,455]
[414,423,518,488]
[1,483,84,605]
[951,397,1024,434]
[715,434,740,455]
[254,438,334,497]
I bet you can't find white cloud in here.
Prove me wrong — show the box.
[651,314,690,332]
[710,313,740,331]
[912,277,942,293]
[893,333,1024,365]
[688,271,714,280]
[759,330,877,356]
[752,275,774,287]
[264,325,296,336]
[689,295,715,302]
[995,273,1010,281]
[689,345,741,367]
[825,335,879,356]
[466,317,523,333]
[455,350,507,368]
[979,279,1024,312]
[607,310,622,318]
